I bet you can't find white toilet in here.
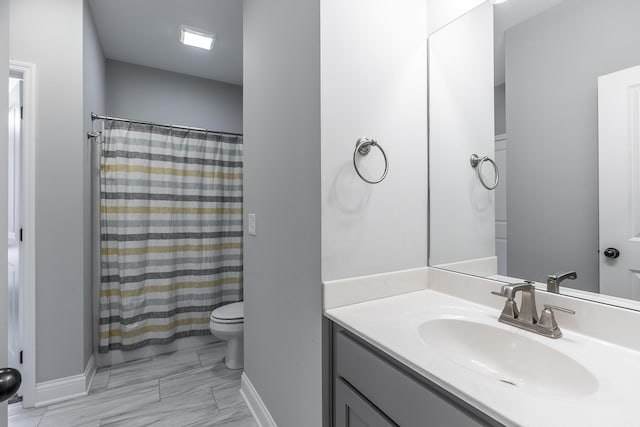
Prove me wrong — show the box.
[209,301,244,369]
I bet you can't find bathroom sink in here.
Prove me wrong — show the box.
[418,318,598,397]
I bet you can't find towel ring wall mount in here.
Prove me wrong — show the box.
[353,137,389,184]
[470,153,499,190]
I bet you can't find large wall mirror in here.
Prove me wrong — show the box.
[429,0,640,309]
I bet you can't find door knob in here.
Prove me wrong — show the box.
[604,247,620,259]
[0,368,21,403]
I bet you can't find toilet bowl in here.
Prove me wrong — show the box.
[209,302,244,369]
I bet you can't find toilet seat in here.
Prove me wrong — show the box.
[210,317,243,325]
[210,301,244,324]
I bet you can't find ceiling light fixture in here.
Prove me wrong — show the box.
[180,27,215,50]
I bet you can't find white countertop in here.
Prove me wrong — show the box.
[325,289,640,427]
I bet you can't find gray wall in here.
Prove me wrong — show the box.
[83,0,105,365]
[494,83,505,136]
[106,60,242,133]
[1,0,9,422]
[243,0,322,425]
[506,0,640,291]
[10,0,88,382]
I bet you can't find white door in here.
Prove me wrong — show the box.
[7,77,22,398]
[598,64,640,299]
[1,81,10,427]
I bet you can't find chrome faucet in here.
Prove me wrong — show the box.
[491,282,575,339]
[547,271,577,293]
[491,282,539,324]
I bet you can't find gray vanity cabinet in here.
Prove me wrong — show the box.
[329,322,501,427]
[335,378,397,427]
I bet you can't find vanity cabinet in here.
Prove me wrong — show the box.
[329,322,501,427]
[335,378,396,427]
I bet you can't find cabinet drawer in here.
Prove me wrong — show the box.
[335,329,497,427]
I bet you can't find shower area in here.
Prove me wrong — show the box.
[90,114,243,366]
[3,0,247,418]
[82,0,245,368]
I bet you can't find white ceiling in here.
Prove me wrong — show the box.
[494,0,566,85]
[88,0,243,86]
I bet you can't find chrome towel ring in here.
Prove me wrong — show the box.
[353,137,388,184]
[470,153,499,190]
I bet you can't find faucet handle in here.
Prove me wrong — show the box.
[539,304,575,332]
[544,304,575,315]
[491,281,535,299]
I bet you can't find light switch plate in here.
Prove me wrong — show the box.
[248,213,256,236]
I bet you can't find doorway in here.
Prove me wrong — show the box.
[6,61,36,411]
[598,64,640,299]
[7,73,23,404]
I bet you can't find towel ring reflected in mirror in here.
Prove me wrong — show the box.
[353,137,389,184]
[470,153,499,190]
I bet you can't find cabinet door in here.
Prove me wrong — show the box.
[335,378,397,427]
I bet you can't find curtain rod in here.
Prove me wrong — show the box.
[89,112,243,137]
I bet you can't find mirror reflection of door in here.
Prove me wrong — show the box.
[7,75,23,401]
[428,0,640,307]
[598,65,640,300]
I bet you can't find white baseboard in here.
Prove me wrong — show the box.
[240,372,277,427]
[34,354,96,407]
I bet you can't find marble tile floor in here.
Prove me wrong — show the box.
[8,342,257,427]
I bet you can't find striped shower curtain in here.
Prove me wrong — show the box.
[98,121,243,353]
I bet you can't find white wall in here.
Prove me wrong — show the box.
[10,0,88,383]
[106,60,242,133]
[427,0,485,34]
[83,0,105,369]
[321,0,428,281]
[429,1,495,266]
[1,0,9,423]
[243,0,322,425]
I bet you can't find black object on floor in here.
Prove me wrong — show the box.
[0,368,22,403]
